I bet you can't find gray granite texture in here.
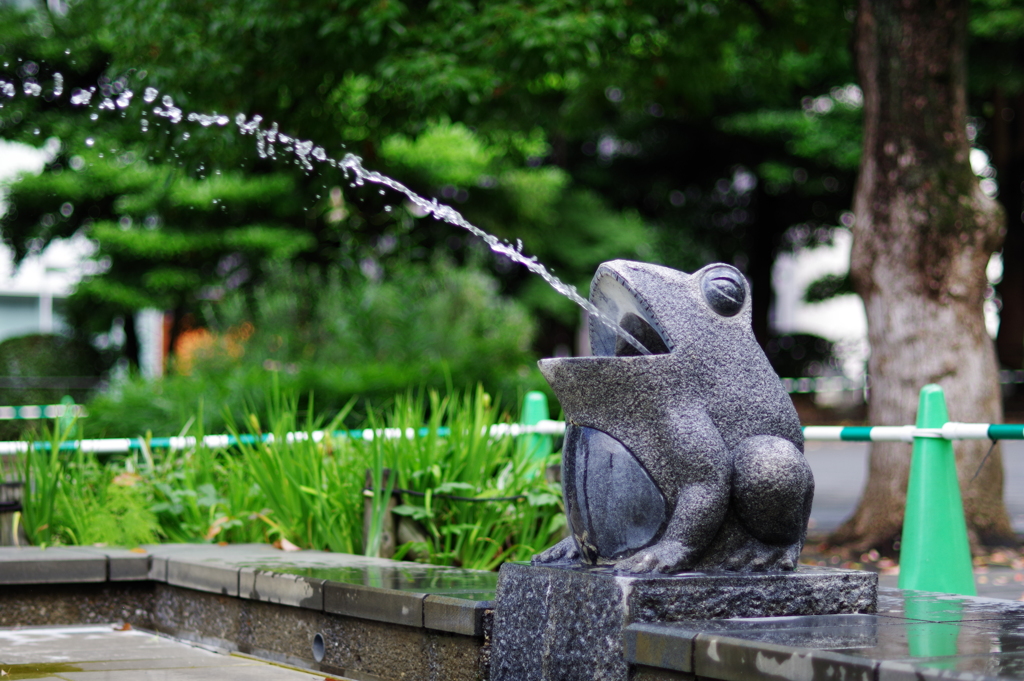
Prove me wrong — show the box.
[623,586,1024,681]
[535,260,813,574]
[490,561,877,681]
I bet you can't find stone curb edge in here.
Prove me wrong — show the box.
[0,545,493,637]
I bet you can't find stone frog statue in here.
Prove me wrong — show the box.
[533,260,813,574]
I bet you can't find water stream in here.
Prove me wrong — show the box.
[1,69,651,356]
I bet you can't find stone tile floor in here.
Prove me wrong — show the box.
[0,625,333,680]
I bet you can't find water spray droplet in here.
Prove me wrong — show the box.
[153,98,183,123]
[143,87,158,103]
[52,73,63,97]
[187,112,230,127]
[70,88,92,105]
[85,138,95,147]
[335,152,652,355]
[89,113,98,121]
[23,81,41,96]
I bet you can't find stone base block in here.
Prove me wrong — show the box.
[490,562,877,681]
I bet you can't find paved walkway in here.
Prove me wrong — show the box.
[805,440,1024,535]
[0,625,328,680]
[807,440,1024,601]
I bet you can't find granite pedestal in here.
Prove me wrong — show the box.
[490,561,878,681]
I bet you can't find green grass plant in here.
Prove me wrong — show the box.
[225,389,366,552]
[376,387,564,569]
[17,385,566,570]
[19,419,161,547]
[147,420,266,545]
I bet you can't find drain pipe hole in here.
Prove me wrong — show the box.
[312,632,326,663]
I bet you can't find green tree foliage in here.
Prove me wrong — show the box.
[0,1,667,373]
[5,0,1018,384]
[968,0,1024,370]
[0,333,108,400]
[0,332,109,439]
[3,150,312,363]
[83,257,539,436]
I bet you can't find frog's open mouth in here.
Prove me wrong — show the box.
[590,266,671,357]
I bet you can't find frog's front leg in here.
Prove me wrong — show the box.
[531,535,580,565]
[614,414,731,574]
[613,480,730,572]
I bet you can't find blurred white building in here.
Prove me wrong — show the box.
[771,229,868,380]
[0,140,81,340]
[0,139,166,378]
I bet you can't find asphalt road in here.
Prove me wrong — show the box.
[805,439,1024,534]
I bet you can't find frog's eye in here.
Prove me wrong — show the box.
[701,266,746,317]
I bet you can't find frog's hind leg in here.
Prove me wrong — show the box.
[728,434,814,570]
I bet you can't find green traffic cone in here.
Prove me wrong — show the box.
[521,391,553,462]
[898,384,976,595]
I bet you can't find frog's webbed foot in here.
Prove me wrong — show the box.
[531,536,580,565]
[613,540,697,574]
[721,538,802,572]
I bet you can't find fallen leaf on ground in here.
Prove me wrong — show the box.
[273,538,301,552]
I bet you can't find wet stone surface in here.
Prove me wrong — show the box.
[24,545,1024,681]
[0,624,327,680]
[0,544,498,642]
[492,561,876,681]
[140,543,500,600]
[626,586,1024,681]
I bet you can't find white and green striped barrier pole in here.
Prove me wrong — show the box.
[1,419,1022,456]
[801,423,1024,442]
[0,403,86,420]
[0,422,569,455]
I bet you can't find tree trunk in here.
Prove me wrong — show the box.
[123,313,141,373]
[830,0,1015,553]
[166,305,186,364]
[992,89,1024,371]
